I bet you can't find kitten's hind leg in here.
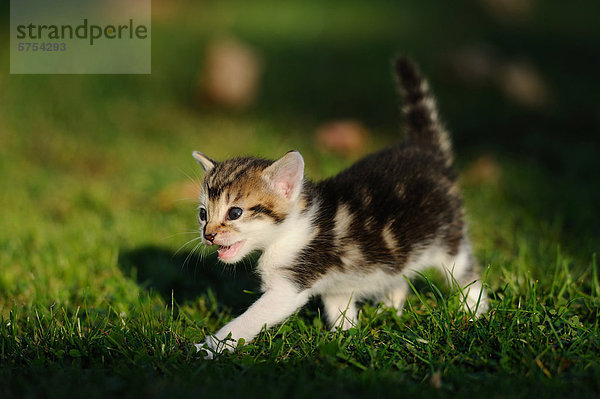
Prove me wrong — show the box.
[323,293,357,331]
[447,241,488,316]
[381,279,410,316]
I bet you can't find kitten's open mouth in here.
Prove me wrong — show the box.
[217,240,246,260]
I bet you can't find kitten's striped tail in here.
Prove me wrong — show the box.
[394,56,453,167]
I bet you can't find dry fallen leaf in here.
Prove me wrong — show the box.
[429,371,443,389]
[478,0,537,21]
[315,119,370,157]
[198,36,263,110]
[496,61,551,108]
[448,44,498,85]
[463,155,502,185]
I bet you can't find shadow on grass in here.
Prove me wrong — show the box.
[118,246,261,312]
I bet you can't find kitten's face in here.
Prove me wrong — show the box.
[193,151,304,264]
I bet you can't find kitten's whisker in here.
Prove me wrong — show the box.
[182,241,204,271]
[162,231,200,240]
[174,237,203,257]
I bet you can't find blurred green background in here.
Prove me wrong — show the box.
[1,0,600,397]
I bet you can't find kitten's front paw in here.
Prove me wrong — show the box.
[194,334,237,359]
[194,342,215,359]
[194,335,219,359]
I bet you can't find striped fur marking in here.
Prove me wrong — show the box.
[249,204,284,224]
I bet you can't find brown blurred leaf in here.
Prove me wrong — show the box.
[151,0,185,21]
[463,155,502,185]
[315,119,370,158]
[447,44,498,86]
[496,61,551,108]
[198,36,263,110]
[429,371,443,389]
[478,0,537,21]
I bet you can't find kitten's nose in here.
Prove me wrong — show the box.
[204,232,217,243]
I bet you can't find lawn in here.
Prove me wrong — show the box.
[1,1,599,398]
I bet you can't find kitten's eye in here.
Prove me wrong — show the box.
[198,208,207,223]
[227,207,243,220]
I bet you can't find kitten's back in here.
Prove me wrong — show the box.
[290,58,464,289]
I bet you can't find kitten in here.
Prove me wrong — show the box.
[192,57,488,357]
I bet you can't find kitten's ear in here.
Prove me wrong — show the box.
[192,151,216,172]
[263,150,304,201]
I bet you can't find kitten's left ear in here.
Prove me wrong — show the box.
[192,151,216,172]
[263,150,304,201]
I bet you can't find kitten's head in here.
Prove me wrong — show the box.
[193,150,305,263]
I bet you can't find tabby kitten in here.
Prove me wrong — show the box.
[193,57,488,357]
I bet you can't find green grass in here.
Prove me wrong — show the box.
[1,0,599,398]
